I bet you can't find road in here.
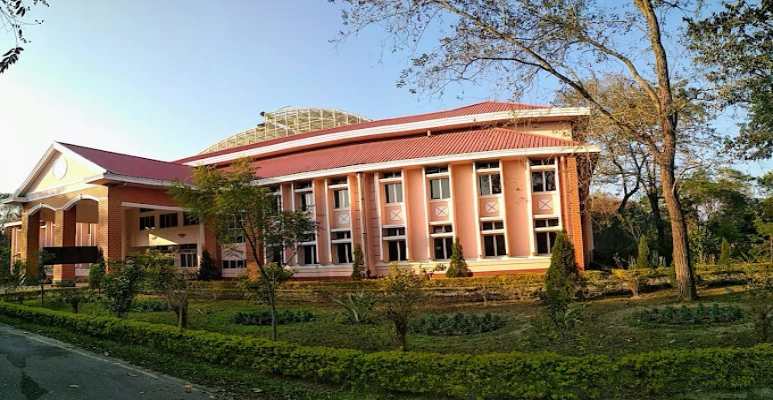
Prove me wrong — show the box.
[0,322,226,400]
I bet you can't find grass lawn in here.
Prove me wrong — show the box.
[27,285,760,358]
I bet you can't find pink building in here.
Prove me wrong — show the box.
[3,102,598,284]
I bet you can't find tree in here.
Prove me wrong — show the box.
[100,254,148,319]
[445,237,470,278]
[350,243,364,280]
[718,238,732,267]
[688,1,773,160]
[380,263,425,351]
[197,249,219,281]
[0,0,48,73]
[637,236,650,269]
[146,252,193,331]
[333,0,702,300]
[170,158,319,340]
[540,231,581,339]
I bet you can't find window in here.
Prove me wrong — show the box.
[476,160,500,169]
[535,218,559,228]
[532,171,556,192]
[298,192,314,212]
[139,208,154,213]
[481,221,504,231]
[429,178,451,200]
[536,231,559,255]
[183,212,199,226]
[335,242,353,264]
[387,240,407,261]
[160,213,178,229]
[330,177,347,186]
[267,246,283,264]
[425,166,449,175]
[333,231,352,240]
[179,244,198,267]
[334,189,349,209]
[433,237,453,260]
[384,183,403,203]
[530,158,555,166]
[295,181,312,190]
[139,215,155,230]
[299,245,317,265]
[269,186,282,211]
[382,171,402,179]
[222,259,246,269]
[479,174,502,196]
[431,225,453,234]
[384,227,406,237]
[226,214,245,243]
[484,234,507,257]
[300,233,316,243]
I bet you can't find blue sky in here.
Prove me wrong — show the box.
[0,1,765,194]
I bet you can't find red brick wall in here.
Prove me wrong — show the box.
[561,156,587,270]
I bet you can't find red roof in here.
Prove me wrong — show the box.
[177,101,550,164]
[249,128,577,179]
[59,143,193,184]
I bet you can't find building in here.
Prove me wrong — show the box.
[3,102,598,284]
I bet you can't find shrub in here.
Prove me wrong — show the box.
[100,254,150,318]
[351,244,365,281]
[409,312,505,336]
[718,238,732,268]
[445,238,471,278]
[231,309,314,326]
[332,291,377,324]
[54,288,90,314]
[88,260,106,293]
[612,268,652,296]
[197,249,219,281]
[635,304,744,325]
[637,236,650,269]
[130,300,170,313]
[381,263,426,351]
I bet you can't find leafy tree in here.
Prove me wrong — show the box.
[34,249,53,305]
[333,0,702,300]
[350,243,364,280]
[688,1,773,160]
[637,236,650,269]
[197,249,219,281]
[0,1,48,73]
[88,257,106,294]
[380,263,425,351]
[145,251,192,330]
[170,158,319,340]
[718,238,732,267]
[445,237,470,278]
[100,254,149,319]
[541,232,580,339]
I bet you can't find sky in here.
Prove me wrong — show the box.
[0,1,766,194]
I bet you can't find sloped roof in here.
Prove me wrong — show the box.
[58,143,193,184]
[177,101,551,164]
[249,128,578,179]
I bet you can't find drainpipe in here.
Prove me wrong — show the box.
[357,172,368,273]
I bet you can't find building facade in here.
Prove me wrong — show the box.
[3,102,598,284]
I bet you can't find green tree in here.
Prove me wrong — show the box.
[197,249,219,281]
[541,232,580,339]
[334,0,702,300]
[88,251,106,294]
[350,243,364,280]
[381,263,425,351]
[170,158,319,340]
[718,238,732,267]
[100,253,151,318]
[145,252,193,331]
[0,1,48,73]
[445,238,470,278]
[636,236,650,269]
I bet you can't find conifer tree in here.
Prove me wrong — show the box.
[351,243,364,280]
[636,236,650,269]
[718,238,732,266]
[197,249,219,281]
[445,238,470,278]
[544,232,578,305]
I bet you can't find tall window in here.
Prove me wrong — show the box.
[334,189,349,209]
[479,174,502,196]
[430,224,453,260]
[532,170,556,192]
[298,233,317,265]
[384,227,407,261]
[481,220,506,257]
[429,178,450,200]
[535,218,561,255]
[384,183,403,203]
[298,192,314,212]
[332,230,353,264]
[179,244,198,267]
[139,215,155,230]
[269,186,282,211]
[160,213,178,229]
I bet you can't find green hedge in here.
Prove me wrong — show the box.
[3,302,773,398]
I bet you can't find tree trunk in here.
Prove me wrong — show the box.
[659,159,698,301]
[646,184,667,263]
[268,286,277,341]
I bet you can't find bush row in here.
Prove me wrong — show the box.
[3,302,773,399]
[231,309,314,326]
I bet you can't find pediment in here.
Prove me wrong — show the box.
[16,143,106,198]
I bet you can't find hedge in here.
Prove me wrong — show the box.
[2,302,773,399]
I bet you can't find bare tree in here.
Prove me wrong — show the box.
[0,0,47,73]
[332,0,716,300]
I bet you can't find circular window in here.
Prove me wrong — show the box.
[52,158,68,180]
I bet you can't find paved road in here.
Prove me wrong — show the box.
[0,322,226,400]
